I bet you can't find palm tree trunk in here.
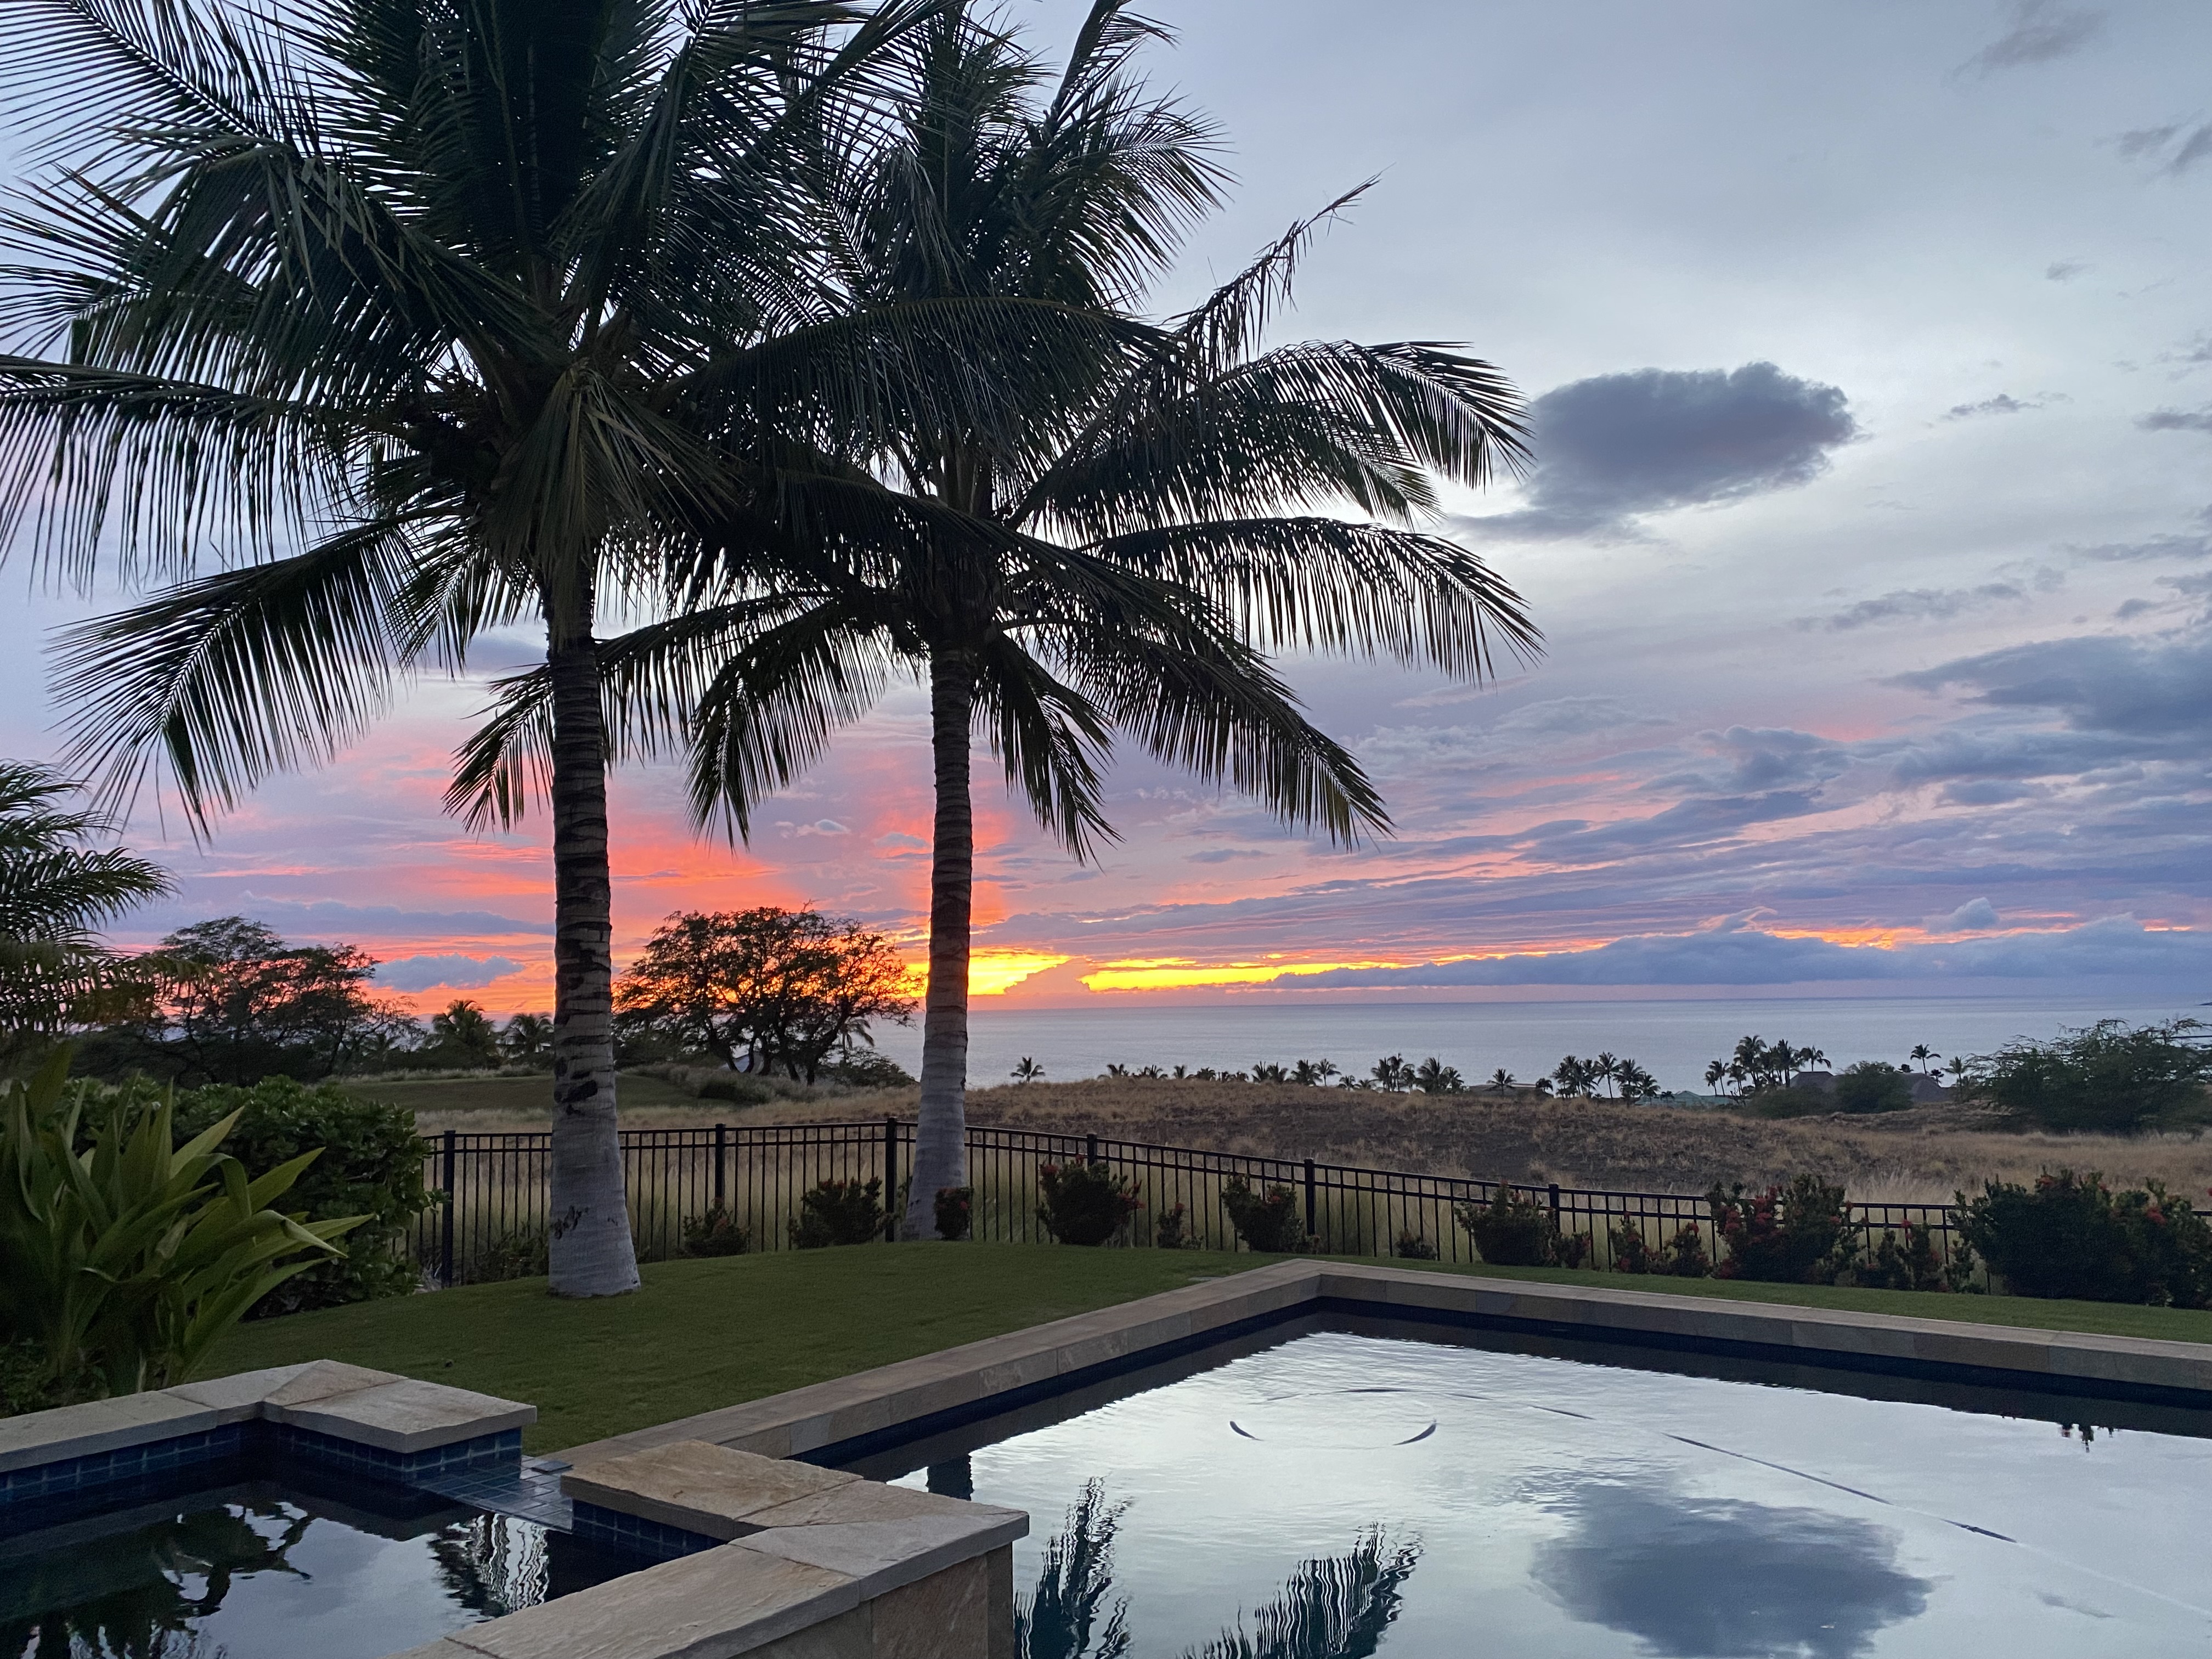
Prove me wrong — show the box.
[545,618,640,1297]
[906,652,975,1238]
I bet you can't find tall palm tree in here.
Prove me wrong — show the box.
[0,0,969,1294]
[472,2,1539,1235]
[0,759,172,1057]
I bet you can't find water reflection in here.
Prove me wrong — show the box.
[1532,1483,1931,1659]
[1015,1481,1418,1659]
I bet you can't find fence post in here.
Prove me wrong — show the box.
[438,1129,457,1288]
[714,1122,727,1213]
[884,1115,899,1242]
[1085,1132,1099,1166]
[1304,1159,1318,1239]
[1548,1182,1561,1232]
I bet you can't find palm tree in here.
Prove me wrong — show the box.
[1370,1054,1415,1092]
[1592,1051,1621,1099]
[1412,1056,1461,1094]
[1011,1056,1045,1084]
[1908,1042,1936,1072]
[0,0,960,1294]
[501,1013,555,1066]
[1488,1067,1516,1095]
[477,2,1537,1237]
[430,998,502,1066]
[1703,1058,1732,1097]
[0,759,172,1056]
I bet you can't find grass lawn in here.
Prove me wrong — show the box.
[206,1246,2212,1454]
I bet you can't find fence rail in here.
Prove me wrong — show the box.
[409,1119,2024,1286]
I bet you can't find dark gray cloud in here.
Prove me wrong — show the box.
[1933,896,2001,931]
[1893,628,2212,738]
[1797,580,2030,631]
[1649,726,1850,794]
[1458,363,1856,540]
[1295,917,2211,989]
[137,893,557,940]
[1534,1483,1928,1658]
[2069,524,2212,562]
[1960,2,2104,75]
[1944,392,2041,419]
[2139,405,2212,433]
[374,953,526,991]
[2044,260,2089,281]
[2117,120,2212,175]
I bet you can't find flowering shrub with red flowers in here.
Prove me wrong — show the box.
[1707,1175,1860,1283]
[1222,1177,1310,1252]
[1036,1161,1141,1246]
[933,1185,973,1242]
[1956,1170,2212,1306]
[1611,1219,1712,1277]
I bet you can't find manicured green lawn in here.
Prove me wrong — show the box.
[206,1246,2212,1454]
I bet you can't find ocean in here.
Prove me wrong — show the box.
[875,994,2205,1096]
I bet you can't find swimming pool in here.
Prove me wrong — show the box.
[0,1455,639,1659]
[867,1321,2212,1658]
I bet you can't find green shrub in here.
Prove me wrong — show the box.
[1037,1162,1142,1246]
[1392,1228,1439,1261]
[789,1177,885,1248]
[822,1052,915,1088]
[1833,1062,1914,1115]
[1853,1222,1971,1293]
[681,1206,752,1256]
[934,1186,973,1242]
[1745,1085,1834,1119]
[697,1075,774,1107]
[1609,1220,1712,1277]
[1709,1175,1859,1283]
[1959,1019,2211,1132]
[1154,1201,1192,1249]
[0,1053,360,1400]
[1454,1185,1566,1267]
[470,1227,550,1282]
[1956,1170,2212,1306]
[1220,1177,1308,1253]
[172,1078,431,1316]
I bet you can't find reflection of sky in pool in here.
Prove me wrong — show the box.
[894,1330,2212,1658]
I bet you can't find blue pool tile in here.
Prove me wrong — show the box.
[569,1499,719,1561]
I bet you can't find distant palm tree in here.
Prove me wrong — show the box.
[1412,1057,1462,1094]
[431,999,502,1065]
[501,1013,554,1066]
[0,759,172,1055]
[1291,1058,1338,1086]
[1012,1057,1046,1084]
[1909,1043,1936,1071]
[1550,1056,1592,1098]
[1489,1068,1516,1095]
[1371,1054,1415,1092]
[1592,1052,1622,1099]
[1703,1058,1730,1096]
[1531,1076,1554,1098]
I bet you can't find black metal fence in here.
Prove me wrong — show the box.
[410,1118,1991,1286]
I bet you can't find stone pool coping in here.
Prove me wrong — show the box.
[394,1441,1022,1659]
[0,1359,535,1507]
[554,1260,2212,1469]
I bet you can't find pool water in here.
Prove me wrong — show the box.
[878,1325,2212,1659]
[1,1460,636,1659]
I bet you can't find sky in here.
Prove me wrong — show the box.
[2,0,2208,1015]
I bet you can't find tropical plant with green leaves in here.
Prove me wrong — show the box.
[0,1052,361,1401]
[461,2,1537,1237]
[0,0,1005,1294]
[0,760,172,1063]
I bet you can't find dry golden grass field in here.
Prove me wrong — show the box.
[362,1073,2212,1204]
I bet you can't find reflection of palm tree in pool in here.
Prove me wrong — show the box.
[1018,1480,1132,1659]
[3,1499,310,1658]
[1017,1481,1420,1659]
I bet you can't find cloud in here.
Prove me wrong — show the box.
[1943,393,2041,419]
[220,895,555,937]
[374,953,526,991]
[876,831,928,850]
[1937,778,2040,805]
[2138,406,2212,434]
[1534,1483,1929,1659]
[2044,261,2089,281]
[1959,2,2104,75]
[1893,629,2212,738]
[1488,696,1674,742]
[1650,726,1850,794]
[1186,848,1268,864]
[1933,896,2001,932]
[1294,918,2210,989]
[2118,121,2212,176]
[1457,363,1856,540]
[781,818,850,837]
[2069,527,2212,562]
[1796,580,2030,631]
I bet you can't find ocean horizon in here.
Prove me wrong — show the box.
[876,994,2206,1097]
